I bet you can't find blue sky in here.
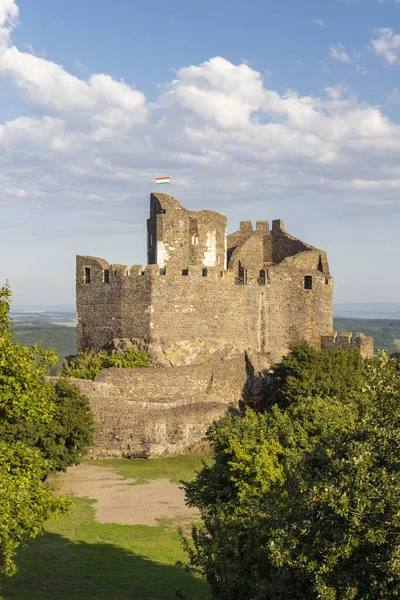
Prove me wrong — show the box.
[1,0,400,305]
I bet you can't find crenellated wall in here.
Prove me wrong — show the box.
[77,193,336,363]
[321,331,374,358]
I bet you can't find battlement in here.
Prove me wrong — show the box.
[77,193,338,361]
[321,331,374,358]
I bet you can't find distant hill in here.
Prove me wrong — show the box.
[335,303,400,320]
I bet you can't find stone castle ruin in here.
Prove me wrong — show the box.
[73,193,373,457]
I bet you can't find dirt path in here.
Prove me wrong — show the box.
[52,464,199,526]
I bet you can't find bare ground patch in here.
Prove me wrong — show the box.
[51,464,199,526]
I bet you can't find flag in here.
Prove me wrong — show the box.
[156,176,170,185]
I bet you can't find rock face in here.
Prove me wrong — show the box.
[68,353,251,458]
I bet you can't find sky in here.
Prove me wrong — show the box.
[1,0,400,305]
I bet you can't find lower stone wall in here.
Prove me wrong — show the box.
[68,354,248,458]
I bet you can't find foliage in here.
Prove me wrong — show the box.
[183,346,400,599]
[0,379,95,473]
[62,347,149,380]
[0,284,70,582]
[271,341,365,407]
[0,442,69,580]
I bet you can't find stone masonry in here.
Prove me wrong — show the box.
[73,193,374,457]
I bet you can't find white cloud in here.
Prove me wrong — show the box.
[312,19,325,27]
[1,5,400,222]
[329,43,352,63]
[371,28,400,64]
[0,0,18,47]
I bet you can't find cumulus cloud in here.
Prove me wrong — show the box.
[1,3,400,221]
[0,0,18,47]
[371,28,400,63]
[329,43,352,63]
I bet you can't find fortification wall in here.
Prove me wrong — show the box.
[148,248,333,364]
[69,354,247,457]
[76,257,151,352]
[321,331,374,358]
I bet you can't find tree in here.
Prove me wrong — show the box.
[183,346,400,599]
[1,378,95,472]
[271,341,365,407]
[0,284,69,581]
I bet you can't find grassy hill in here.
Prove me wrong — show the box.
[11,322,77,374]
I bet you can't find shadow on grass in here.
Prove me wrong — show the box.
[1,532,208,600]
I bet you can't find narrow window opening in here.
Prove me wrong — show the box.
[182,268,189,276]
[159,267,166,276]
[202,268,208,277]
[103,269,110,284]
[236,262,246,285]
[191,235,199,245]
[258,269,266,285]
[84,267,91,284]
[304,275,313,290]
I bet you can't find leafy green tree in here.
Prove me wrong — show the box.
[1,379,95,472]
[271,341,365,407]
[62,347,149,379]
[0,284,69,581]
[268,352,400,599]
[183,346,400,599]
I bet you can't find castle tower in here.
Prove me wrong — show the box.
[147,193,227,271]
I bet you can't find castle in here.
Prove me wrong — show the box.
[76,193,372,363]
[72,194,373,457]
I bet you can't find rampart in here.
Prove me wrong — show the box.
[66,354,247,457]
[321,331,374,358]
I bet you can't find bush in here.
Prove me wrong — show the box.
[62,347,149,379]
[182,347,400,599]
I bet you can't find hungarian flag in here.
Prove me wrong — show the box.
[156,176,170,185]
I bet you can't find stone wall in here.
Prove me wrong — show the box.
[69,354,248,458]
[76,194,334,363]
[147,193,227,270]
[321,331,374,358]
[76,256,152,352]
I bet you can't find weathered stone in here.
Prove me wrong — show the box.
[72,193,374,457]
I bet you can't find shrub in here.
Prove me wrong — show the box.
[62,347,149,379]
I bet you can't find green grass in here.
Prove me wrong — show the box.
[89,455,211,485]
[0,457,210,600]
